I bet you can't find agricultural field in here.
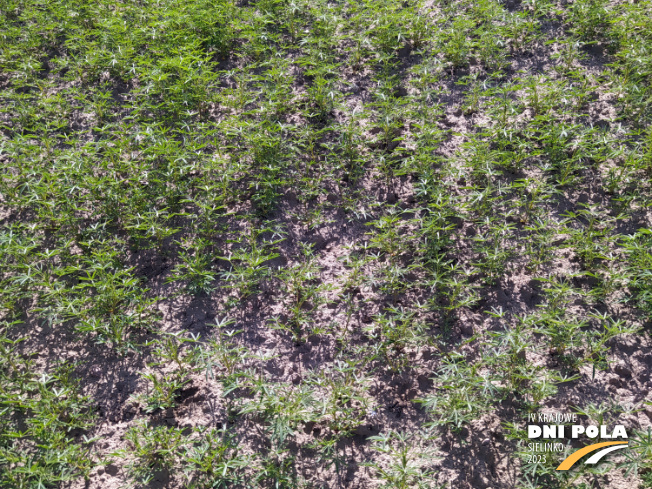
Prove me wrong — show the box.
[2,0,652,487]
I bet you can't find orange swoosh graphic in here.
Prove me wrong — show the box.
[556,441,628,471]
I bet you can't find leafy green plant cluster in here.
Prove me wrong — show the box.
[0,322,96,488]
[1,0,652,487]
